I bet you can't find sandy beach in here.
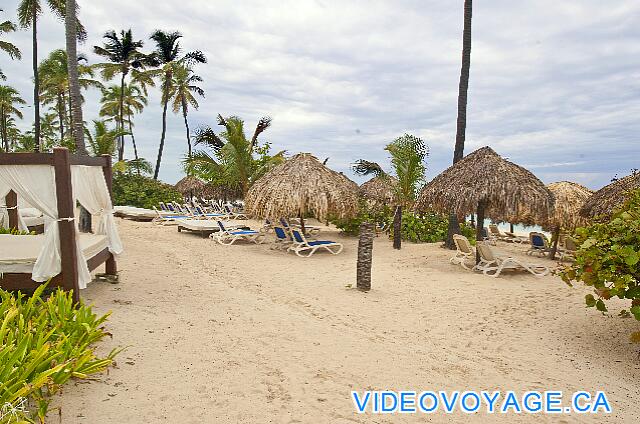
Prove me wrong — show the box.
[49,218,640,423]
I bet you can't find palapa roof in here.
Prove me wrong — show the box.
[201,183,243,201]
[415,146,554,222]
[245,153,359,220]
[359,175,398,205]
[545,181,593,230]
[580,172,640,218]
[174,176,205,195]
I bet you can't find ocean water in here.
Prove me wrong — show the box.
[472,218,550,237]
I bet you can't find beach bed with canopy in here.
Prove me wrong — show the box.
[0,148,122,303]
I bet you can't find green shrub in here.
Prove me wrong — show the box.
[0,227,35,235]
[561,188,640,343]
[112,172,182,209]
[0,285,119,422]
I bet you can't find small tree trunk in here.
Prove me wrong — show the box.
[57,93,65,143]
[550,226,561,260]
[510,223,514,233]
[393,205,402,250]
[475,200,486,264]
[298,212,306,236]
[66,0,86,155]
[357,222,374,291]
[128,112,139,160]
[1,107,8,152]
[445,213,461,249]
[32,9,41,152]
[153,95,170,180]
[182,99,192,157]
[470,213,475,228]
[118,72,126,161]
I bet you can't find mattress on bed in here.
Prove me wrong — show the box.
[22,216,44,227]
[114,206,156,218]
[177,219,220,230]
[0,233,109,274]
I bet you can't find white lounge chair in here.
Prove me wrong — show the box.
[152,207,191,225]
[526,232,552,256]
[475,242,549,278]
[451,234,476,270]
[210,221,265,245]
[288,229,343,257]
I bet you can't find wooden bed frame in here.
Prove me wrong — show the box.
[0,148,117,303]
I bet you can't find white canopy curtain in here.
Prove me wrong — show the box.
[71,165,123,255]
[0,165,92,288]
[0,198,29,232]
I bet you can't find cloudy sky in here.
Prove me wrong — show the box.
[1,0,639,188]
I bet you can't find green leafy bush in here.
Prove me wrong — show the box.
[561,188,640,343]
[112,172,182,209]
[0,285,119,422]
[0,227,35,235]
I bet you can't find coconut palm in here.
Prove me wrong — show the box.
[184,115,284,197]
[168,63,204,157]
[84,119,128,157]
[38,49,102,144]
[64,0,87,154]
[0,85,26,151]
[99,82,147,160]
[0,13,21,80]
[446,0,473,249]
[149,30,206,179]
[93,29,154,161]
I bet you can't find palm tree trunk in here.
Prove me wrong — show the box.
[32,8,40,152]
[1,106,8,152]
[153,96,169,179]
[510,223,514,233]
[181,98,191,157]
[57,92,65,143]
[446,0,472,249]
[550,225,561,260]
[356,221,374,291]
[127,111,139,160]
[118,72,126,161]
[393,205,402,249]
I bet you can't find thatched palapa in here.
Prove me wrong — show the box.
[245,153,359,221]
[580,172,640,219]
[416,146,554,224]
[546,181,592,230]
[360,175,398,207]
[174,176,205,196]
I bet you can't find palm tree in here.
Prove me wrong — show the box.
[168,63,204,158]
[149,30,206,179]
[446,0,473,249]
[93,29,154,161]
[0,85,26,151]
[0,13,22,80]
[184,115,284,197]
[38,49,102,144]
[99,82,147,160]
[85,119,128,157]
[65,0,87,154]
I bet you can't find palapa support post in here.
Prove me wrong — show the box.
[475,199,486,264]
[53,148,81,304]
[298,212,306,236]
[356,222,374,291]
[101,154,117,276]
[393,205,402,250]
[6,190,18,229]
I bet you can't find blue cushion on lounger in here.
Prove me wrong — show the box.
[308,240,336,246]
[230,230,257,235]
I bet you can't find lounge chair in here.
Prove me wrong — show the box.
[152,206,190,225]
[211,221,265,245]
[488,224,510,242]
[451,234,476,270]
[223,204,248,220]
[475,242,549,278]
[559,236,578,262]
[191,205,227,220]
[280,217,320,237]
[526,232,551,257]
[288,229,343,257]
[504,231,528,244]
[273,225,293,250]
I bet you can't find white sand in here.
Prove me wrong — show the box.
[50,219,640,423]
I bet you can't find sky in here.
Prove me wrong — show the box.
[1,0,639,188]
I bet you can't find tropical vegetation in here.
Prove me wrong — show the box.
[0,285,118,422]
[0,12,21,80]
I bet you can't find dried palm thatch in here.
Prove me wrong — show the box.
[415,146,553,223]
[580,172,640,219]
[546,181,592,230]
[360,175,398,206]
[201,183,243,201]
[245,153,359,220]
[174,176,206,196]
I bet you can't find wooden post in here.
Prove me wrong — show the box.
[356,222,374,291]
[101,154,117,275]
[510,223,514,234]
[53,148,80,303]
[6,190,18,229]
[475,200,486,264]
[393,205,402,250]
[298,212,306,236]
